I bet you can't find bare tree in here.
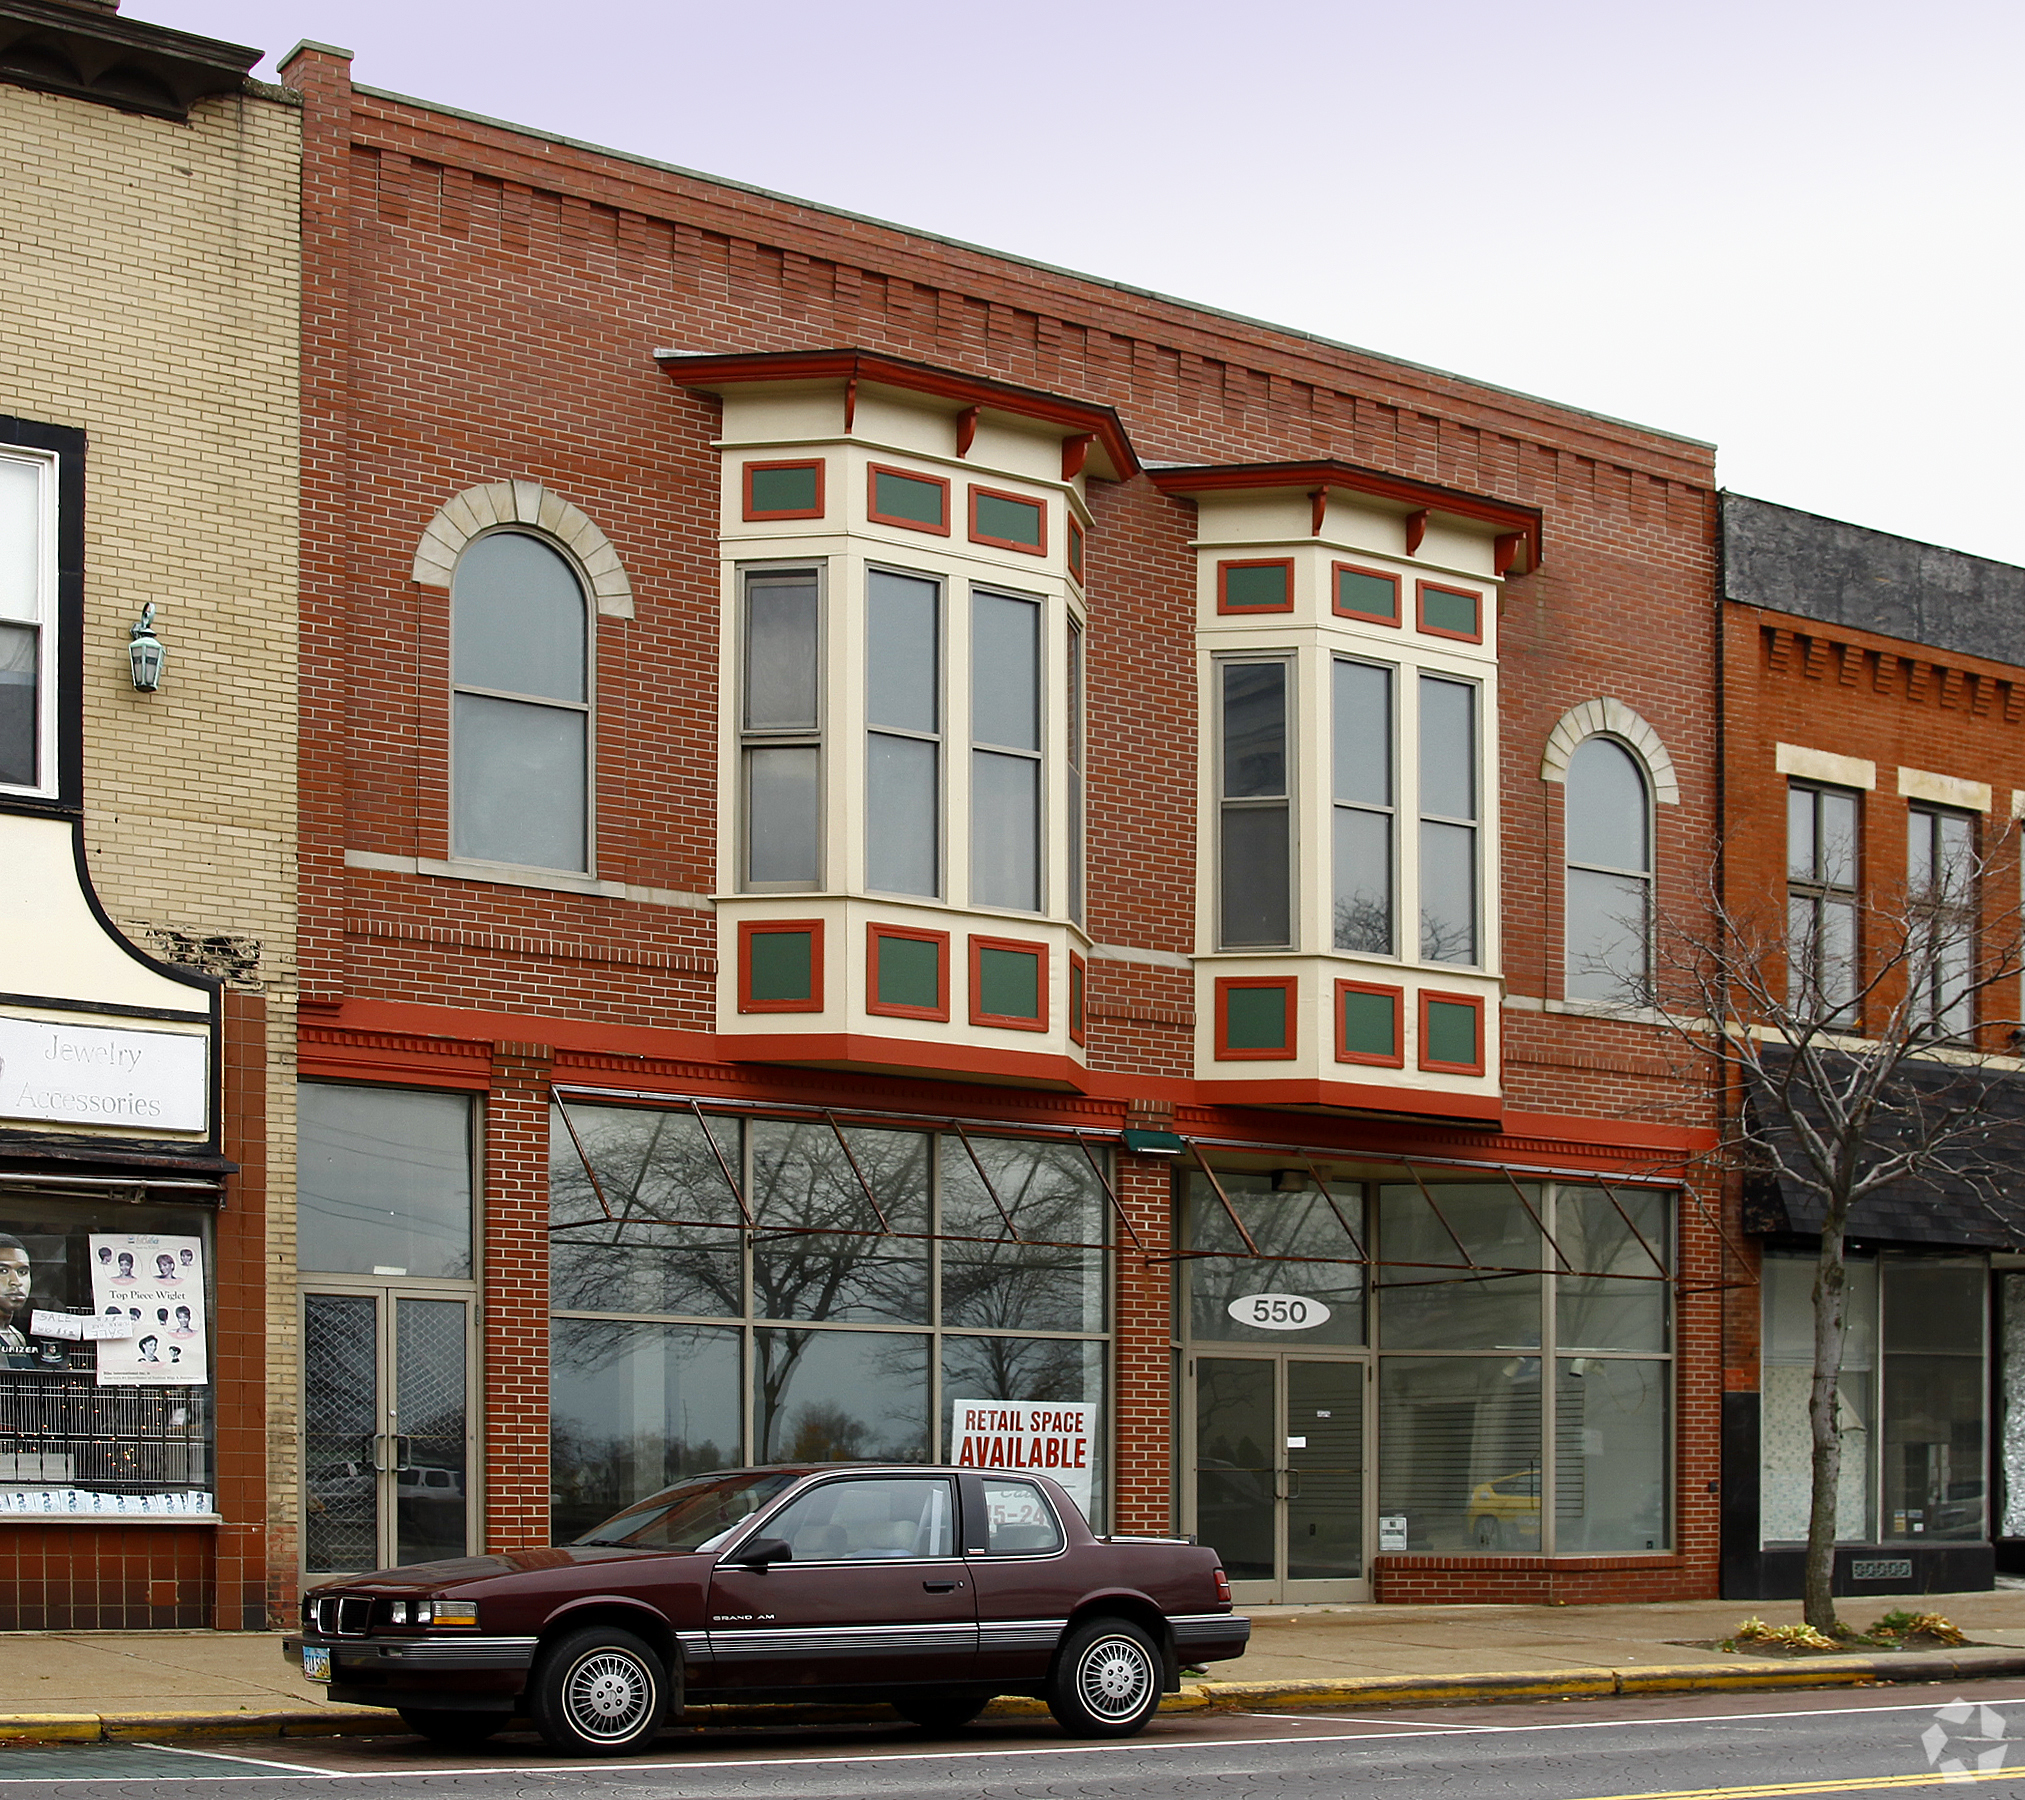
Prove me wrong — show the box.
[1634,824,2025,1632]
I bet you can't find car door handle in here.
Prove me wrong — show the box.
[922,1580,961,1592]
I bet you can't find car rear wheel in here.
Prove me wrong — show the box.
[892,1692,988,1731]
[528,1626,667,1756]
[397,1708,504,1747]
[1047,1617,1162,1737]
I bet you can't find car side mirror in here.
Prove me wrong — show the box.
[728,1535,791,1570]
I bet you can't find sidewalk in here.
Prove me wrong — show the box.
[3,1589,2025,1741]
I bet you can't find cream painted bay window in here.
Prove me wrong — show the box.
[1418,675,1478,966]
[1218,658,1293,949]
[971,589,1043,911]
[1332,657,1394,955]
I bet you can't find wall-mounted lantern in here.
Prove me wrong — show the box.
[127,604,165,692]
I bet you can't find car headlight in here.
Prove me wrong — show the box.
[398,1598,480,1628]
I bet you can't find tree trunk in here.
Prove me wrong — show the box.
[1804,1223,1850,1632]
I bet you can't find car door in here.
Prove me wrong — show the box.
[706,1473,976,1691]
[961,1473,1083,1683]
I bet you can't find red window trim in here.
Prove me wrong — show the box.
[737,919,825,1014]
[1068,950,1087,1047]
[741,458,826,522]
[865,921,951,1022]
[1417,988,1486,1076]
[1216,557,1296,615]
[1332,560,1402,627]
[1416,579,1484,644]
[968,934,1050,1032]
[1333,979,1405,1068]
[866,462,951,535]
[1213,974,1299,1061]
[1066,515,1085,583]
[967,483,1049,556]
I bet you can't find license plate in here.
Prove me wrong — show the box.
[302,1646,331,1683]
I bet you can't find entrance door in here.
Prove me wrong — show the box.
[1192,1354,1367,1603]
[303,1291,472,1575]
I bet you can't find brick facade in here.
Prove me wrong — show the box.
[277,43,1723,1610]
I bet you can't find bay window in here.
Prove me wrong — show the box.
[866,568,942,897]
[1218,659,1293,948]
[740,567,822,889]
[1067,619,1085,925]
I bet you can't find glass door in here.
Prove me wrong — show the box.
[1191,1352,1369,1603]
[304,1291,472,1575]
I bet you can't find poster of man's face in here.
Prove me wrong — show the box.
[0,1240,29,1334]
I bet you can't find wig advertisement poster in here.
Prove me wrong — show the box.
[87,1234,206,1386]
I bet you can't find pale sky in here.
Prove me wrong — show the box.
[128,0,2025,568]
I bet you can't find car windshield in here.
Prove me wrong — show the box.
[571,1471,801,1550]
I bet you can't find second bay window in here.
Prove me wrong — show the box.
[740,567,822,890]
[1332,657,1394,954]
[866,568,942,897]
[1218,659,1293,949]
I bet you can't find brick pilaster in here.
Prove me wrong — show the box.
[483,1043,554,1551]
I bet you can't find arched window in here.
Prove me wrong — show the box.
[451,530,590,871]
[1564,736,1651,1002]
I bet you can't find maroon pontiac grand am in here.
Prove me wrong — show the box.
[286,1463,1249,1755]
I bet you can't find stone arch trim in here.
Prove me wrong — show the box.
[1539,698,1679,804]
[411,480,634,618]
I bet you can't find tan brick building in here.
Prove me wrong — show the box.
[0,0,298,1625]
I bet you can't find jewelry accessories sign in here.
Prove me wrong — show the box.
[949,1398,1095,1517]
[87,1232,207,1385]
[0,1015,208,1132]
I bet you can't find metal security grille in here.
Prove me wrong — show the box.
[303,1294,378,1574]
[0,1344,209,1492]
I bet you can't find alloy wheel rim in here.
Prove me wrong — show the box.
[1077,1635,1153,1720]
[563,1650,653,1739]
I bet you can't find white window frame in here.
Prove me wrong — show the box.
[968,582,1048,916]
[864,560,947,901]
[1214,649,1299,952]
[737,559,827,894]
[1414,669,1483,970]
[447,526,596,875]
[0,446,59,802]
[1562,733,1656,1004]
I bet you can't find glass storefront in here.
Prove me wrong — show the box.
[0,1193,214,1517]
[1183,1168,1673,1591]
[1761,1250,1986,1546]
[549,1104,1111,1541]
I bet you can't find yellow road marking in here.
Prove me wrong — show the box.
[1566,1771,2020,1799]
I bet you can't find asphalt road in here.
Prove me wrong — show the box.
[14,1682,2025,1798]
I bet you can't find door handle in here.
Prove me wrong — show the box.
[371,1433,394,1474]
[922,1580,961,1592]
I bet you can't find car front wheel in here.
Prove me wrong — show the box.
[528,1626,667,1756]
[1047,1617,1162,1737]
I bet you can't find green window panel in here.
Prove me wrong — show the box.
[978,946,1041,1019]
[873,469,947,528]
[975,491,1044,548]
[1222,562,1290,609]
[1340,987,1397,1058]
[1336,567,1398,621]
[1224,984,1288,1051]
[1421,585,1480,637]
[749,464,820,514]
[1424,997,1480,1066]
[749,930,814,1003]
[877,934,942,1010]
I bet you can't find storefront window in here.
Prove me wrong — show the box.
[0,1194,213,1516]
[1759,1251,1988,1548]
[1379,1356,1543,1551]
[1376,1184,1540,1351]
[298,1084,474,1278]
[550,1104,1111,1531]
[1182,1171,1365,1346]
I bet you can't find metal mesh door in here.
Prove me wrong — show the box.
[394,1298,468,1565]
[303,1294,378,1574]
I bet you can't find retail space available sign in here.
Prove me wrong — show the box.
[0,1014,208,1132]
[951,1399,1096,1518]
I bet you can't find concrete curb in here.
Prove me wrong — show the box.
[4,1650,2024,1744]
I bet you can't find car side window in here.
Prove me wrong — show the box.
[764,1477,956,1561]
[978,1478,1063,1555]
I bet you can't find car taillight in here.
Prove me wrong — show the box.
[1213,1567,1232,1603]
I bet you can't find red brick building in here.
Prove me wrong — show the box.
[274,38,1726,1618]
[1719,496,2025,1600]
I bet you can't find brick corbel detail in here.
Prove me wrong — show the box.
[484,1042,555,1552]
